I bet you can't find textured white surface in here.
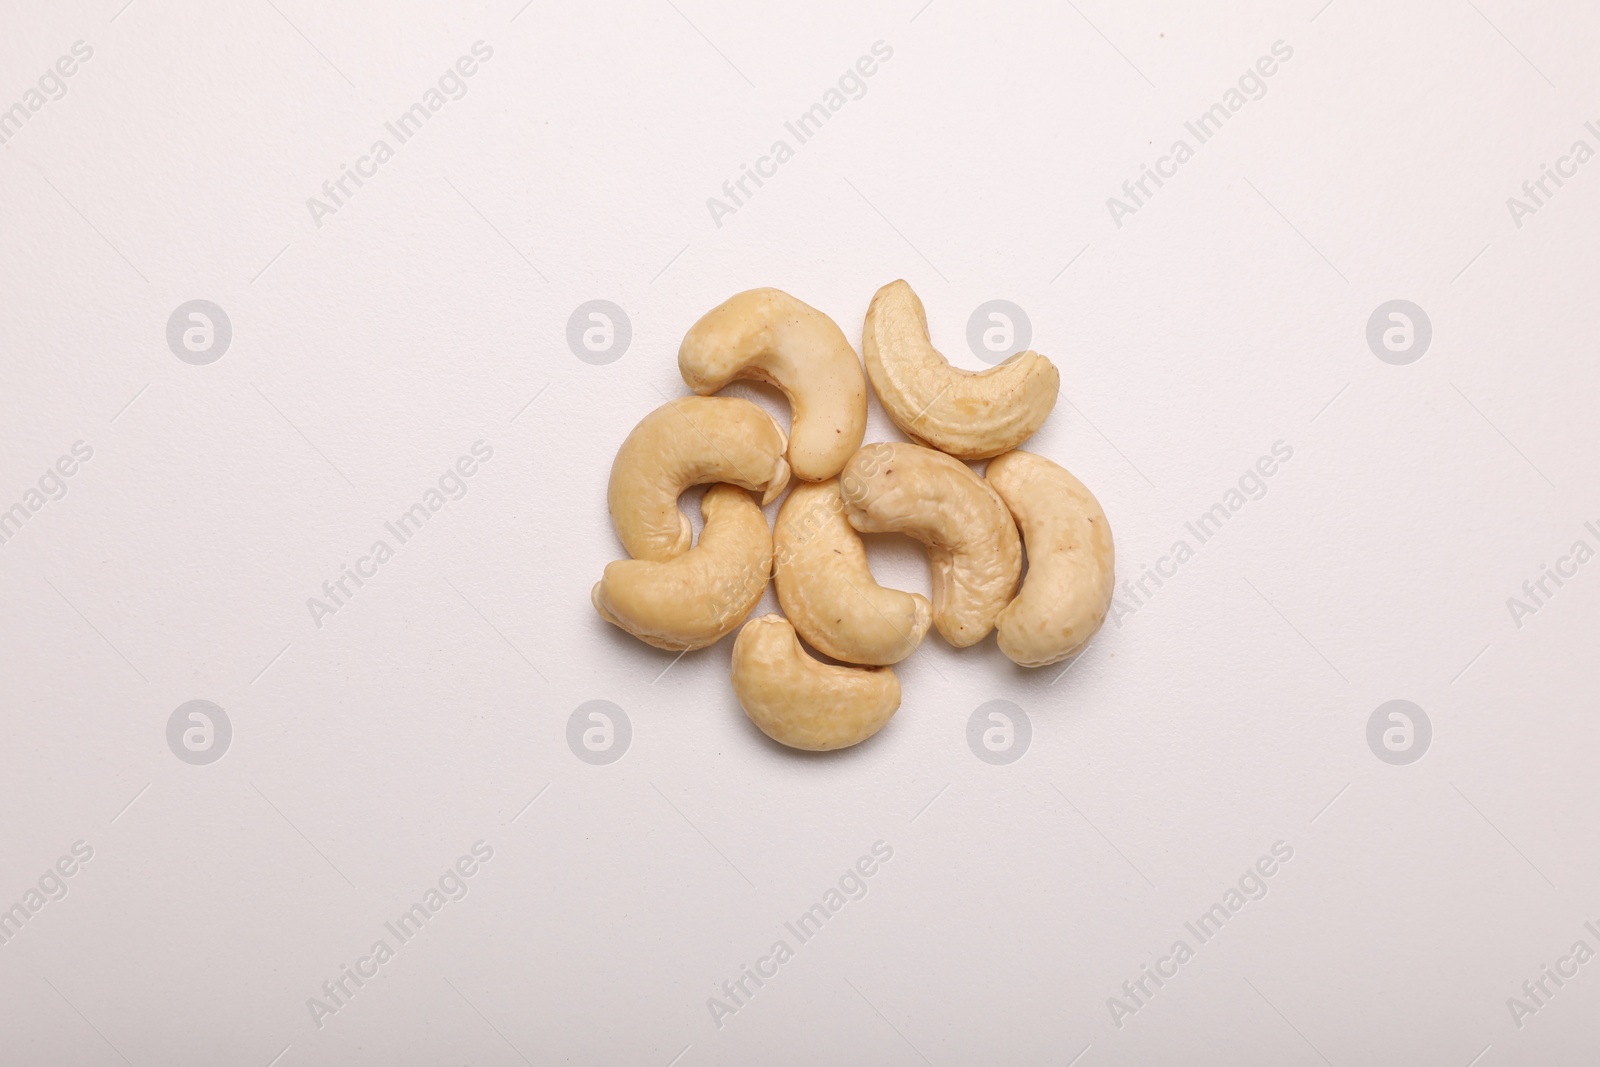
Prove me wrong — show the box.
[2,0,1598,1063]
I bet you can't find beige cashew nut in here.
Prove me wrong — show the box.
[774,480,931,665]
[986,450,1115,667]
[731,615,899,751]
[593,484,773,650]
[839,442,1021,648]
[608,395,790,562]
[679,288,868,482]
[863,279,1060,459]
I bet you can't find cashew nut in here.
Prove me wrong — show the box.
[863,280,1059,459]
[986,450,1115,667]
[593,484,773,650]
[731,615,899,750]
[774,480,931,665]
[679,288,868,481]
[839,442,1021,648]
[608,396,790,562]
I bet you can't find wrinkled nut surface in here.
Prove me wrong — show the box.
[986,450,1115,667]
[840,442,1021,648]
[863,279,1060,459]
[774,480,931,665]
[679,288,868,482]
[608,395,790,562]
[593,484,773,650]
[731,615,899,751]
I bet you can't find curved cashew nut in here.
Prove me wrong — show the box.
[986,451,1115,667]
[774,480,931,665]
[863,280,1059,459]
[593,484,773,650]
[839,442,1021,648]
[608,396,790,562]
[731,615,899,751]
[679,288,868,481]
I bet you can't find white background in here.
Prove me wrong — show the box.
[2,0,1598,1063]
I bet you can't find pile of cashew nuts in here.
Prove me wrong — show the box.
[593,281,1115,751]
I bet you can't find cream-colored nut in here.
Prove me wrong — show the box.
[608,395,790,562]
[863,279,1060,459]
[774,480,931,665]
[839,442,1021,648]
[593,484,773,650]
[679,288,868,481]
[730,615,899,751]
[986,450,1115,667]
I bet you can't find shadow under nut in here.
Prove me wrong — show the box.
[731,615,899,751]
[679,287,868,482]
[863,279,1059,460]
[839,442,1021,648]
[607,395,790,562]
[774,479,931,665]
[593,484,773,651]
